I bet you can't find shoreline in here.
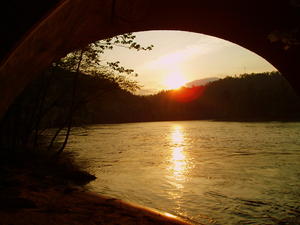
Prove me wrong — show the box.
[72,118,300,127]
[0,186,194,225]
[0,151,194,225]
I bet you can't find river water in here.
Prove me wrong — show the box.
[66,121,300,224]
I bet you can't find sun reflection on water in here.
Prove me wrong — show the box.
[171,125,184,144]
[169,125,189,182]
[167,125,191,210]
[172,146,186,179]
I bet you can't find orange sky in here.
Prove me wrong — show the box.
[102,31,276,95]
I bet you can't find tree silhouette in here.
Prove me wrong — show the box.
[0,33,154,155]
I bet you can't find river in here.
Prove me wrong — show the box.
[66,121,300,224]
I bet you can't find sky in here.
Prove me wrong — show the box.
[102,30,277,95]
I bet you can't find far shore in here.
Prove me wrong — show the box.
[69,118,300,127]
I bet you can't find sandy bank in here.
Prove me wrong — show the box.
[0,151,194,225]
[0,186,194,225]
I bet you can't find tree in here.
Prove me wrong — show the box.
[55,32,153,92]
[0,32,154,155]
[49,33,153,155]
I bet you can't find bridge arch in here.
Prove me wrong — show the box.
[0,0,299,119]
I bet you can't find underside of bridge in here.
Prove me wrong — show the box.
[0,0,299,119]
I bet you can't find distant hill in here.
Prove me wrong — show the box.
[185,77,219,87]
[5,71,300,130]
[146,72,300,122]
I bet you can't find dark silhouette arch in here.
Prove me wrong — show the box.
[0,0,299,119]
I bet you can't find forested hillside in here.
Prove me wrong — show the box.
[146,72,300,121]
[79,72,300,122]
[9,71,300,127]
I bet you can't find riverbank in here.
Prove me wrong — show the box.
[0,150,193,225]
[0,187,192,225]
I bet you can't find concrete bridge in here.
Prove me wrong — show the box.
[0,0,299,119]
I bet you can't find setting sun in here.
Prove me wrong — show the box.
[164,71,188,90]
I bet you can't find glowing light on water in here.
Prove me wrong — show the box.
[171,125,184,144]
[163,212,177,219]
[169,125,189,182]
[172,146,186,178]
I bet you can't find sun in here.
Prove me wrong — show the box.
[164,71,188,90]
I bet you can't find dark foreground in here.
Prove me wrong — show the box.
[0,151,192,225]
[0,188,192,225]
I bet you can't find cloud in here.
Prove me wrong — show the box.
[140,37,232,72]
[143,45,203,70]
